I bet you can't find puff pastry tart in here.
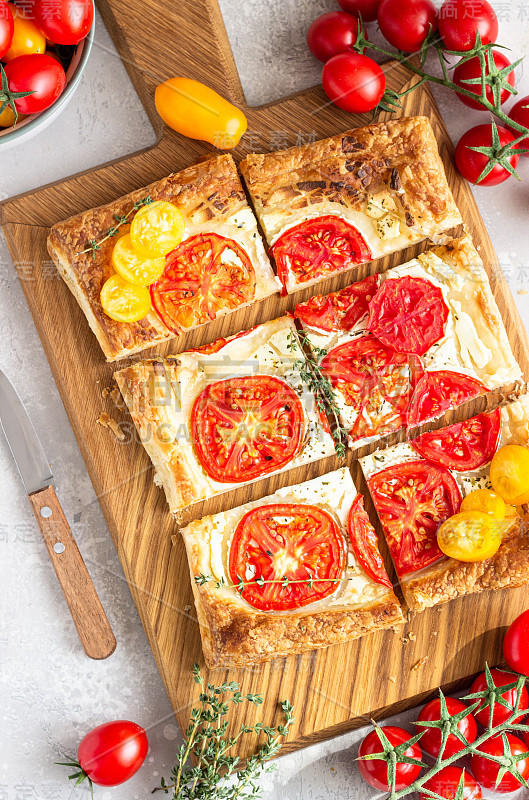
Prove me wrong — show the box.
[295,235,522,448]
[114,316,335,513]
[47,154,279,361]
[360,396,529,613]
[239,116,462,294]
[181,466,403,667]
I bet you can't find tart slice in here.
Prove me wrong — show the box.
[48,154,279,361]
[181,466,403,667]
[239,116,462,294]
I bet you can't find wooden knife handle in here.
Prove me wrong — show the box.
[28,484,117,660]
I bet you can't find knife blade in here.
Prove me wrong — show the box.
[0,369,116,660]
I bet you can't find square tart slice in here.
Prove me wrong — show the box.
[181,466,403,667]
[295,235,522,449]
[114,315,335,514]
[359,396,529,614]
[48,154,279,361]
[239,116,462,294]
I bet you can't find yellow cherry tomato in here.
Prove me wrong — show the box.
[100,274,152,323]
[155,77,247,149]
[460,489,506,520]
[111,234,165,286]
[490,444,529,505]
[0,106,16,127]
[130,200,185,258]
[504,503,520,518]
[437,511,503,562]
[4,5,46,61]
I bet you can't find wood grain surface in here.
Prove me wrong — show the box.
[2,0,529,759]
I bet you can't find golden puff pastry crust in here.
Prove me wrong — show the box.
[180,468,404,667]
[47,154,279,361]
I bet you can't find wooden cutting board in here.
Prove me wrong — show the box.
[2,0,529,760]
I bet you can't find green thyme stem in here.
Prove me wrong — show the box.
[77,195,154,259]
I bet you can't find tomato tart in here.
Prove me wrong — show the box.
[360,396,529,613]
[181,467,403,667]
[48,154,279,361]
[295,236,522,447]
[114,316,335,513]
[239,116,462,294]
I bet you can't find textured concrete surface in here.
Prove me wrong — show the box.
[1,1,529,799]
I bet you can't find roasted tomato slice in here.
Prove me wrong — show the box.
[368,460,461,576]
[295,274,380,332]
[411,409,501,472]
[348,495,392,587]
[191,376,305,483]
[367,276,449,356]
[320,334,423,441]
[150,233,255,332]
[272,215,372,294]
[229,503,347,611]
[408,370,488,427]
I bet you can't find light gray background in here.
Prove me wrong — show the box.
[1,2,529,799]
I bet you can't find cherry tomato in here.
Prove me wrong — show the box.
[503,609,529,676]
[421,767,482,800]
[358,726,422,791]
[490,444,529,505]
[471,733,529,792]
[77,721,148,787]
[130,200,185,258]
[3,54,65,114]
[0,0,13,59]
[348,494,391,587]
[4,4,45,61]
[295,274,380,333]
[437,511,502,562]
[0,104,16,127]
[322,52,386,113]
[377,0,437,52]
[111,235,165,287]
[417,697,478,758]
[455,124,519,186]
[508,95,529,156]
[454,50,515,110]
[411,409,501,472]
[307,12,363,63]
[460,489,506,520]
[438,0,498,51]
[470,668,529,727]
[338,0,380,22]
[31,0,93,45]
[100,274,152,323]
[408,370,487,427]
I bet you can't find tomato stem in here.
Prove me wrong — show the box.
[0,65,34,127]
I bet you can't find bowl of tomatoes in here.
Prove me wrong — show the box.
[0,0,94,145]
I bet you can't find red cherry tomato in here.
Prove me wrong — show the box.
[338,0,380,22]
[508,95,529,156]
[438,0,498,51]
[455,124,519,186]
[3,54,65,114]
[0,0,14,58]
[377,0,437,52]
[470,668,529,727]
[358,726,422,791]
[471,734,529,793]
[77,721,148,787]
[31,0,93,45]
[503,609,529,676]
[307,12,363,63]
[417,697,477,758]
[322,52,385,113]
[421,767,482,800]
[454,50,515,110]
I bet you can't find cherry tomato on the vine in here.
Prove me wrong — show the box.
[421,767,482,800]
[471,734,529,793]
[358,726,422,791]
[31,0,94,45]
[0,0,14,59]
[508,95,529,156]
[455,124,519,186]
[377,0,437,53]
[469,668,529,727]
[438,0,498,51]
[3,3,45,61]
[76,721,148,787]
[338,0,380,22]
[417,697,477,758]
[307,11,362,62]
[322,52,385,113]
[3,54,66,114]
[503,609,529,676]
[454,50,515,109]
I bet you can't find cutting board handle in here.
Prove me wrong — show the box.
[28,485,117,660]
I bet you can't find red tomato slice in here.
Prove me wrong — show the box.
[367,276,449,356]
[410,409,501,472]
[229,503,347,611]
[348,495,392,587]
[368,460,461,575]
[320,334,423,442]
[271,215,372,294]
[191,376,305,483]
[150,233,255,332]
[408,370,488,427]
[295,274,380,332]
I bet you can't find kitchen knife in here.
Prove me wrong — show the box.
[0,369,116,660]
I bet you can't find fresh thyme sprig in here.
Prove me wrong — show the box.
[155,665,294,799]
[77,195,154,259]
[195,571,350,593]
[358,665,529,800]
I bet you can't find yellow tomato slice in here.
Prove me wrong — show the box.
[460,489,506,519]
[100,274,152,323]
[130,201,185,258]
[111,234,165,286]
[490,444,529,505]
[437,511,502,562]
